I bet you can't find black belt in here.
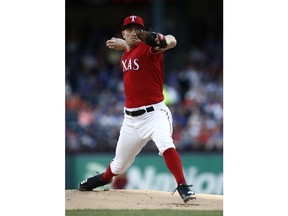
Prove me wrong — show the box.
[125,106,154,117]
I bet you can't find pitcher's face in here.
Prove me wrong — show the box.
[122,25,143,47]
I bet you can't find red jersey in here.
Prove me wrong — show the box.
[120,42,164,108]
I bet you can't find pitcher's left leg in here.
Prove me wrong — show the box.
[151,107,196,202]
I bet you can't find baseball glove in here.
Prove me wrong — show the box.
[136,30,167,49]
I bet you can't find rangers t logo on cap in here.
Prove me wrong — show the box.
[130,15,137,21]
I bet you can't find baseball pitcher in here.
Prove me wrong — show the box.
[78,15,196,203]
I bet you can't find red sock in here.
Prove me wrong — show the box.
[102,163,117,182]
[163,148,186,185]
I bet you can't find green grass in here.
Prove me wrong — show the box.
[66,209,223,216]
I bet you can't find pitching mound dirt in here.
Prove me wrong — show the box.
[65,189,223,210]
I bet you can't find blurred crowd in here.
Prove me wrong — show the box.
[65,26,223,153]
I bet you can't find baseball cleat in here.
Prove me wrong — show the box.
[172,184,196,203]
[78,172,112,191]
